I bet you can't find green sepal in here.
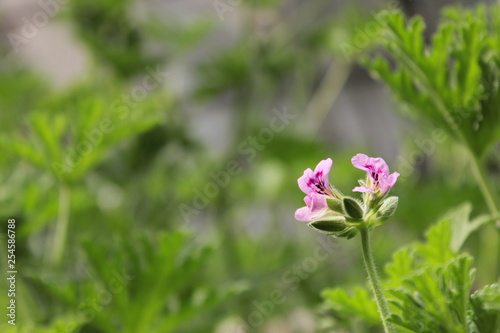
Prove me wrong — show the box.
[327,197,343,213]
[346,228,358,239]
[343,197,364,220]
[376,196,399,219]
[308,215,347,234]
[337,227,358,239]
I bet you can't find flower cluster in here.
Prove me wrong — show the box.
[295,154,399,237]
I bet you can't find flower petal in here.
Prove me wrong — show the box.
[352,185,375,193]
[297,168,314,194]
[295,193,329,222]
[307,192,328,213]
[371,157,389,174]
[378,172,400,194]
[387,172,400,187]
[314,158,333,184]
[351,154,370,171]
[295,206,316,222]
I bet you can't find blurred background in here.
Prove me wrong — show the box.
[0,0,498,332]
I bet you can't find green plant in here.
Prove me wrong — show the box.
[323,204,500,332]
[363,5,500,221]
[0,231,243,333]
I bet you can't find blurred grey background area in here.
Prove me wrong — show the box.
[0,0,493,160]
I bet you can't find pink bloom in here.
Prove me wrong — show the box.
[351,153,399,194]
[295,192,329,222]
[296,158,336,222]
[297,158,335,196]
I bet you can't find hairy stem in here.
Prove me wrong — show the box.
[360,227,396,333]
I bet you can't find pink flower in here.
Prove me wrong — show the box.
[351,153,399,194]
[295,158,337,222]
[297,158,335,196]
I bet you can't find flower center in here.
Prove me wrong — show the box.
[308,172,332,195]
[370,170,382,191]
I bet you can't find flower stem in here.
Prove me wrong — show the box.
[360,227,396,333]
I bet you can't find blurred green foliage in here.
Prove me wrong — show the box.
[364,5,500,159]
[0,1,498,332]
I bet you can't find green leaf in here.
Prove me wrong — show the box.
[0,136,45,168]
[440,202,497,252]
[30,112,64,162]
[384,246,415,286]
[323,286,381,325]
[387,254,474,333]
[415,219,455,266]
[363,5,500,157]
[470,283,500,333]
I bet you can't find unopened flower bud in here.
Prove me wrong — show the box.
[308,215,347,234]
[343,197,364,220]
[327,198,343,213]
[376,196,399,219]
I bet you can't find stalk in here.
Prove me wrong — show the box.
[50,184,70,265]
[360,227,396,333]
[470,154,500,224]
[470,153,500,284]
